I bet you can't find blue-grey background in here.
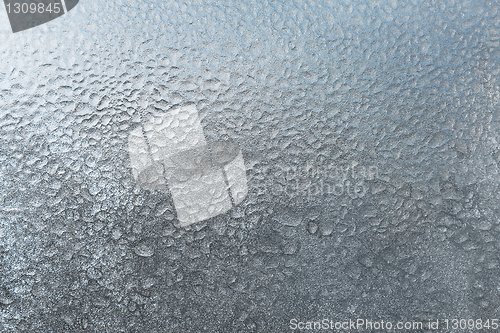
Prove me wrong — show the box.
[0,0,499,331]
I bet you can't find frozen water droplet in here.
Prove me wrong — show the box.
[308,222,318,234]
[112,228,122,240]
[143,278,156,289]
[273,207,302,226]
[134,243,154,257]
[61,315,74,326]
[319,220,334,236]
[0,297,13,305]
[477,221,492,231]
[87,267,102,280]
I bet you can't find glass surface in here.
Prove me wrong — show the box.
[0,0,499,331]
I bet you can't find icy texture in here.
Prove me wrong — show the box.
[0,0,499,331]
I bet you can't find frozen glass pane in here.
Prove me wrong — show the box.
[0,0,499,331]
